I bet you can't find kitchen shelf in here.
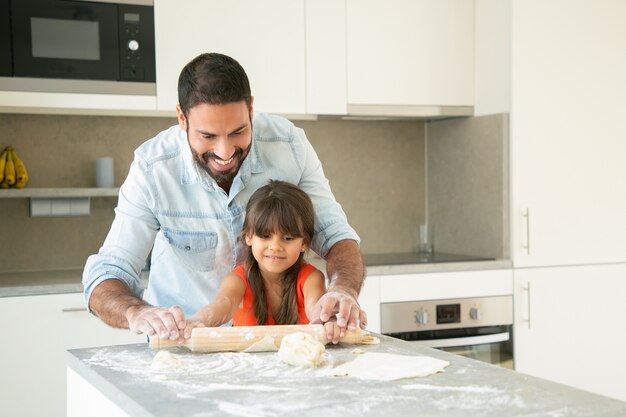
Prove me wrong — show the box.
[0,187,119,198]
[0,188,119,216]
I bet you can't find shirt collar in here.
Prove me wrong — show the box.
[242,137,265,177]
[180,132,201,186]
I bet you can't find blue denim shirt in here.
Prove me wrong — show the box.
[83,113,359,317]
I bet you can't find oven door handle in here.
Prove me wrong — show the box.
[410,332,510,348]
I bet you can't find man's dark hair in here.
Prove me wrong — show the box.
[177,52,252,118]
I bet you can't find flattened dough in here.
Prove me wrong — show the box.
[328,352,449,380]
[359,334,381,345]
[244,335,278,352]
[278,332,325,367]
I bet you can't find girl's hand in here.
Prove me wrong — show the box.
[183,313,207,339]
[323,319,342,344]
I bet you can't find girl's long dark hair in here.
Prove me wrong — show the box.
[241,180,315,325]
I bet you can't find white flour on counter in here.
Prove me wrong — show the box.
[80,346,538,417]
[74,345,626,417]
[402,383,529,413]
[83,346,336,380]
[80,347,441,415]
[402,383,502,393]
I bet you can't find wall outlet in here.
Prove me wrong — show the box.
[30,197,91,217]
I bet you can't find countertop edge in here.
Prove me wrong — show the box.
[66,347,154,417]
[365,259,512,275]
[1,260,512,298]
[0,270,150,298]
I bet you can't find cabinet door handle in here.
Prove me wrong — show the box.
[522,282,531,329]
[521,207,531,256]
[61,307,87,313]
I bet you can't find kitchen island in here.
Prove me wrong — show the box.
[66,334,626,417]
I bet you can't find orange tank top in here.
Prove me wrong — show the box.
[231,263,317,326]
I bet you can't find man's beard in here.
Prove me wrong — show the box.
[192,144,251,186]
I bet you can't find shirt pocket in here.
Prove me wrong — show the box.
[162,228,218,272]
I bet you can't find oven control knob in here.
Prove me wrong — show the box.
[128,40,140,52]
[415,310,429,325]
[470,306,481,321]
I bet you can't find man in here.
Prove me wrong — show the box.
[83,52,365,343]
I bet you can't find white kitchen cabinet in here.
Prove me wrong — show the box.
[514,264,626,402]
[358,275,380,333]
[305,0,347,115]
[154,0,306,115]
[473,0,626,402]
[510,0,626,267]
[346,0,474,111]
[68,367,130,417]
[0,293,145,417]
[378,269,513,303]
[0,90,157,116]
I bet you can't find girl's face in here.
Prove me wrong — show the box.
[245,231,306,277]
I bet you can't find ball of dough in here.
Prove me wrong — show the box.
[278,332,325,367]
[151,350,182,370]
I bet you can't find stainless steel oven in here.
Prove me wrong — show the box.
[381,295,514,369]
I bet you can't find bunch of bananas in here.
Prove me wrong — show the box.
[0,146,29,189]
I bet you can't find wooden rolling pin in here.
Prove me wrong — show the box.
[149,324,379,353]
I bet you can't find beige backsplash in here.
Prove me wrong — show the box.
[0,114,426,272]
[427,114,509,260]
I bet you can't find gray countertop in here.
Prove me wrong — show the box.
[0,268,150,297]
[0,268,87,297]
[0,255,511,298]
[66,335,626,417]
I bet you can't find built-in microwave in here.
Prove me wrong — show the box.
[0,0,155,95]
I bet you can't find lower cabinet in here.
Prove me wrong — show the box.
[514,264,626,402]
[67,368,130,417]
[358,275,381,333]
[0,292,145,417]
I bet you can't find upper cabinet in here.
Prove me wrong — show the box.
[510,0,626,267]
[154,0,306,116]
[305,0,347,115]
[0,0,475,117]
[155,0,475,117]
[0,90,157,115]
[346,0,474,117]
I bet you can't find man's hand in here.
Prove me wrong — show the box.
[310,290,368,337]
[315,239,367,336]
[126,304,187,341]
[322,319,342,345]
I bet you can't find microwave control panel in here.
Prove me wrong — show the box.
[118,5,156,82]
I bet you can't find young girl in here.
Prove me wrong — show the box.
[188,180,341,341]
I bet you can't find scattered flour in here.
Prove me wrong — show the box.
[402,384,502,393]
[79,346,537,417]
